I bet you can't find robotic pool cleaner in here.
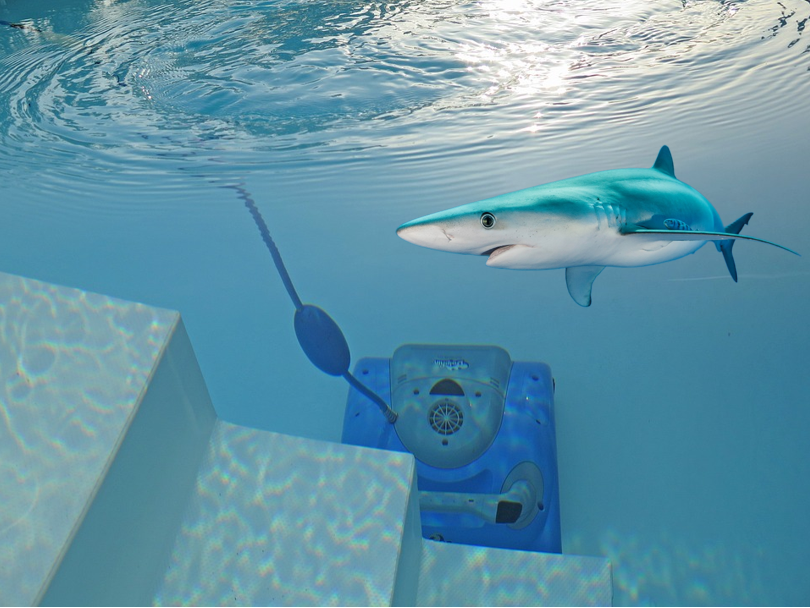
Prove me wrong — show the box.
[343,344,561,553]
[236,185,561,553]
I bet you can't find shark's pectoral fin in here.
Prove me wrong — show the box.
[622,228,800,256]
[565,266,605,307]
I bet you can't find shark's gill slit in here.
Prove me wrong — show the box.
[231,184,397,423]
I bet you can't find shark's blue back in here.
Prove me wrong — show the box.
[516,164,722,234]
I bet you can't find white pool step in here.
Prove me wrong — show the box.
[0,271,612,606]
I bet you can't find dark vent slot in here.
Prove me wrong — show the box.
[429,379,465,396]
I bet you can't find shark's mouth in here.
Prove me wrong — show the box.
[482,244,517,261]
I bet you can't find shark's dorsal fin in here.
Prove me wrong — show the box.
[565,266,605,307]
[652,146,675,178]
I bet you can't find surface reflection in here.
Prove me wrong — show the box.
[1,0,807,186]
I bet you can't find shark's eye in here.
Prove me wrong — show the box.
[480,212,496,229]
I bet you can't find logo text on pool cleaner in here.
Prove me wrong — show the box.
[434,358,469,371]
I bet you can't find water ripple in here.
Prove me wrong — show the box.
[0,0,809,215]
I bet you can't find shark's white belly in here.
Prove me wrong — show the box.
[486,201,710,270]
[594,233,705,267]
[486,232,705,269]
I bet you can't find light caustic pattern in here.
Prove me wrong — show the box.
[0,0,808,190]
[154,422,415,607]
[0,273,177,605]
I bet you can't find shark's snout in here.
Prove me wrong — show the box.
[398,199,530,257]
[396,222,454,249]
[397,210,516,256]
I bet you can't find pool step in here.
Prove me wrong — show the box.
[0,270,611,606]
[418,539,612,606]
[0,271,214,606]
[152,421,422,606]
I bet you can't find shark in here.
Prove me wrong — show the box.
[397,146,799,306]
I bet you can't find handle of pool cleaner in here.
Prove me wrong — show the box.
[236,184,397,424]
[419,480,535,525]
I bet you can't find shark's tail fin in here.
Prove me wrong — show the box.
[717,212,753,282]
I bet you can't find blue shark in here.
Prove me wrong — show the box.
[397,146,799,306]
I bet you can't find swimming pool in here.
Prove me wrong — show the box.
[1,0,809,604]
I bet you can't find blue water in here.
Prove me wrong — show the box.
[1,0,809,604]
